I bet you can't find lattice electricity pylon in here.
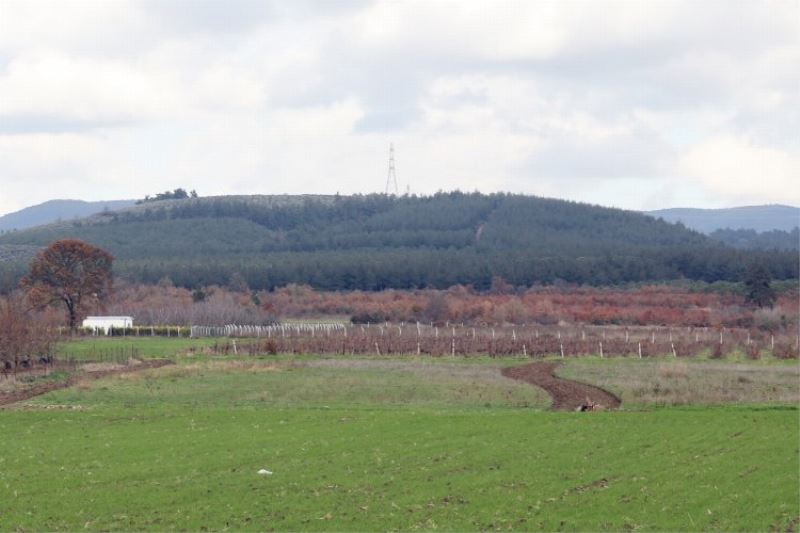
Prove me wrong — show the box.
[385,143,398,195]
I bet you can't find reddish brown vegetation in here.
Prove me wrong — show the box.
[107,282,272,326]
[0,295,57,376]
[260,284,798,330]
[21,239,113,329]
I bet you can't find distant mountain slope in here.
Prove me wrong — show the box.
[709,228,799,251]
[647,205,800,233]
[0,193,796,291]
[0,199,136,232]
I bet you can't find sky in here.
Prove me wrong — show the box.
[0,0,798,216]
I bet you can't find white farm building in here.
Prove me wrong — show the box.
[82,316,133,334]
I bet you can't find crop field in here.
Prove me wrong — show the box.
[0,338,797,531]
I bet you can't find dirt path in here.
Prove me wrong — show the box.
[0,359,174,407]
[502,362,621,411]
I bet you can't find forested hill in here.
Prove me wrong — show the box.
[0,193,796,291]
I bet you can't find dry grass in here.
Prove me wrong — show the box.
[113,359,283,381]
[305,358,528,388]
[80,362,126,373]
[657,361,689,379]
[559,360,800,406]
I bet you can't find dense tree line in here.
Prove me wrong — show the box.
[0,192,796,292]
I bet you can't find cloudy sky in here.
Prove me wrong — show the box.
[0,0,798,216]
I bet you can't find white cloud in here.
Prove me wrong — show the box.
[678,136,800,205]
[0,0,798,214]
[0,52,181,127]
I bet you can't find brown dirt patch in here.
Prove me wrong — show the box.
[501,362,621,410]
[0,359,174,407]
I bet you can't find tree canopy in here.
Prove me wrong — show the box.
[21,239,114,328]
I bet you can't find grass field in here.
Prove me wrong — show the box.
[56,337,221,360]
[557,358,800,407]
[0,338,796,531]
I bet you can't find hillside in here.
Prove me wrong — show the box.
[0,199,136,232]
[647,205,800,233]
[0,193,796,291]
[708,228,799,251]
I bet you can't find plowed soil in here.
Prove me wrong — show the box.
[0,359,174,407]
[502,362,621,410]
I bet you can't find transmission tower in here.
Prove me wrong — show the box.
[385,143,398,195]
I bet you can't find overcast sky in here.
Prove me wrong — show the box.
[0,0,798,216]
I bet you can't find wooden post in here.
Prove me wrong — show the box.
[599,342,603,358]
[560,343,564,358]
[638,342,642,359]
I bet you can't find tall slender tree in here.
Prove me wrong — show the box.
[744,263,776,308]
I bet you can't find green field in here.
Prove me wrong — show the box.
[56,337,222,361]
[0,339,797,531]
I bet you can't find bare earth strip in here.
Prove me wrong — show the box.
[502,362,622,410]
[0,360,174,407]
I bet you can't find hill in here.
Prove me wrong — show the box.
[0,199,136,232]
[708,227,799,251]
[647,205,800,233]
[0,193,796,291]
